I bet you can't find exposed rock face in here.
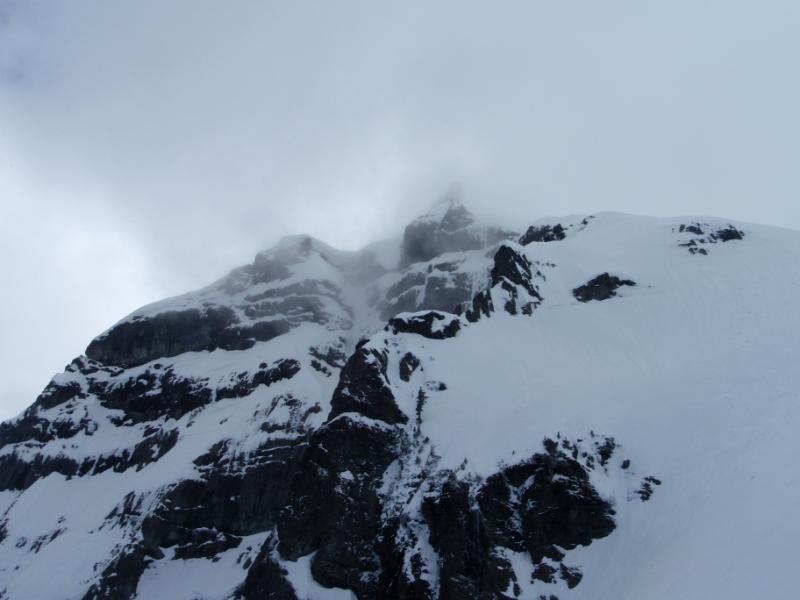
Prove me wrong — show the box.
[459,243,543,321]
[478,441,616,563]
[86,236,370,369]
[280,376,620,600]
[0,452,80,491]
[237,539,299,600]
[96,366,214,423]
[420,440,617,599]
[676,222,746,255]
[379,254,489,321]
[85,307,296,368]
[399,352,421,382]
[400,198,514,267]
[378,200,522,319]
[82,544,151,600]
[490,243,542,315]
[519,223,566,244]
[402,199,484,265]
[573,272,636,302]
[716,226,745,242]
[277,415,401,595]
[86,306,244,367]
[251,255,292,285]
[0,354,303,494]
[0,207,668,600]
[387,311,462,340]
[216,359,301,400]
[328,341,408,425]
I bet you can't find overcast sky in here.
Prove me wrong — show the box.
[1,0,799,419]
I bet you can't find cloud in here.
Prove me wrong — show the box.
[0,139,159,418]
[1,0,799,416]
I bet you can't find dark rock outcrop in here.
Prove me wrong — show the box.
[573,273,636,302]
[273,434,617,600]
[399,352,421,382]
[479,447,616,563]
[422,475,529,600]
[86,307,291,368]
[520,223,566,244]
[309,341,348,370]
[95,367,212,424]
[82,428,179,476]
[251,255,292,285]
[217,359,301,400]
[0,410,94,446]
[81,544,151,600]
[0,203,660,600]
[400,441,618,599]
[637,476,663,501]
[237,539,299,600]
[459,243,542,321]
[380,261,480,321]
[328,342,407,425]
[387,311,462,340]
[0,428,180,492]
[402,200,483,265]
[34,380,85,411]
[678,223,705,236]
[457,289,494,323]
[141,439,310,556]
[277,397,618,600]
[677,223,745,255]
[0,452,80,491]
[277,416,401,596]
[490,244,540,298]
[716,226,745,242]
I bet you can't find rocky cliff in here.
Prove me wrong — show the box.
[3,201,795,600]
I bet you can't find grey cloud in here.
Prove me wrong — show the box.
[1,0,799,417]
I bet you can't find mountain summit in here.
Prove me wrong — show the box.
[1,208,799,600]
[401,197,511,266]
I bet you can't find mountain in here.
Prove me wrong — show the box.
[2,202,799,600]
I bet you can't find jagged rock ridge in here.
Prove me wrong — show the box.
[1,206,789,600]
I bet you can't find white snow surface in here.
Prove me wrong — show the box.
[280,554,356,600]
[2,211,800,599]
[385,213,800,599]
[136,533,269,600]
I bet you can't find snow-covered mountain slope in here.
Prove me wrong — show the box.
[2,202,799,600]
